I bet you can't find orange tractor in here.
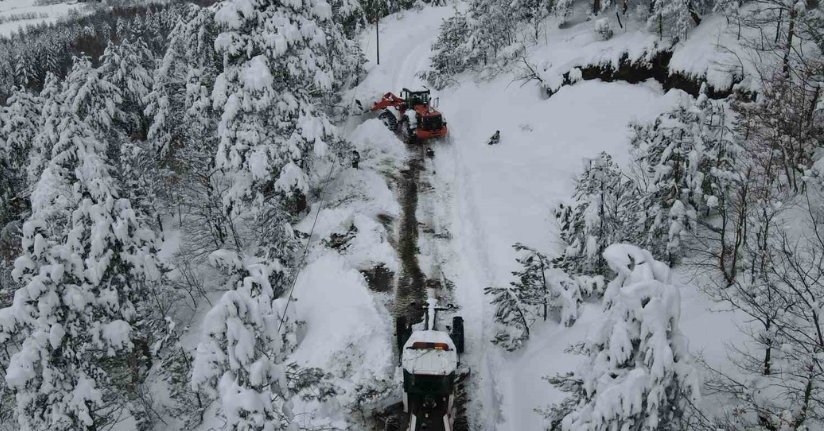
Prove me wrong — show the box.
[357,88,448,144]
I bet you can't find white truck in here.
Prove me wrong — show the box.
[396,299,468,431]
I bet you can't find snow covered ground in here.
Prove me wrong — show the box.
[0,0,83,37]
[345,4,750,430]
[150,4,752,430]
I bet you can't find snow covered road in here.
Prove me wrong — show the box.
[348,6,690,431]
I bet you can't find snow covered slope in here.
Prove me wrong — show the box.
[0,0,83,37]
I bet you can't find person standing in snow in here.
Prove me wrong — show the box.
[488,130,500,145]
[352,150,360,169]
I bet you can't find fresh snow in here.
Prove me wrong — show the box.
[341,4,753,430]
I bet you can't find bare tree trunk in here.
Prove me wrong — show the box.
[540,258,548,321]
[775,8,782,44]
[782,7,796,78]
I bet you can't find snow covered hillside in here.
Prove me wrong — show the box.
[0,0,83,37]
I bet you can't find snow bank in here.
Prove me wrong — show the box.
[348,119,407,173]
[291,253,393,375]
[669,13,754,91]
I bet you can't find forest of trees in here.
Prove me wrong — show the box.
[0,0,822,427]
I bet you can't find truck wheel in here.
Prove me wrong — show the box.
[452,316,464,354]
[396,316,409,363]
[379,110,398,131]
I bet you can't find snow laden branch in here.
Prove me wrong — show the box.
[545,244,700,431]
[485,243,591,351]
[192,249,300,431]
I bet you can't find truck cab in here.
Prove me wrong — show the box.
[397,299,465,431]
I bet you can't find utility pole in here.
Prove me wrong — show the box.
[376,17,380,65]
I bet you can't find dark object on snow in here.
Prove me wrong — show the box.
[452,316,464,354]
[487,130,500,145]
[352,150,360,169]
[426,147,435,158]
[396,316,412,365]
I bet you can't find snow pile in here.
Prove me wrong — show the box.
[291,254,393,375]
[282,117,405,426]
[348,118,407,173]
[594,18,613,41]
[668,12,755,91]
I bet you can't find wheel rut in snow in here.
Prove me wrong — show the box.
[395,147,427,324]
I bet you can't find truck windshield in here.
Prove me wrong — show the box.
[421,116,442,131]
[410,374,450,394]
[406,92,430,106]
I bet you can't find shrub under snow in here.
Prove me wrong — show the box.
[595,19,613,40]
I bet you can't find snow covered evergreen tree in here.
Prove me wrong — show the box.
[558,244,700,431]
[420,12,473,89]
[60,56,122,135]
[511,0,552,41]
[0,87,40,228]
[629,86,737,263]
[191,250,298,431]
[485,243,571,350]
[146,4,222,158]
[27,72,62,189]
[648,0,694,40]
[552,152,640,279]
[210,0,358,212]
[99,37,154,139]
[1,55,164,431]
[554,0,574,24]
[422,0,520,88]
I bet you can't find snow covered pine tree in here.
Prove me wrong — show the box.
[189,0,362,427]
[484,244,549,350]
[630,84,737,264]
[0,86,40,228]
[553,244,700,431]
[1,56,165,431]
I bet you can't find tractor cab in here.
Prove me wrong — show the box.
[396,299,466,431]
[360,88,448,143]
[401,88,431,109]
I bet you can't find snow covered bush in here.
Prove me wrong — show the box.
[485,243,586,350]
[594,18,613,40]
[629,84,738,263]
[552,244,700,431]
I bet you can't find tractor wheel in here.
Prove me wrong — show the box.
[396,316,410,363]
[452,316,464,354]
[402,125,417,145]
[379,110,398,132]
